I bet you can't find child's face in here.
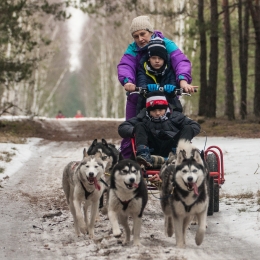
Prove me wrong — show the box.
[149,108,166,118]
[132,30,153,48]
[148,56,164,70]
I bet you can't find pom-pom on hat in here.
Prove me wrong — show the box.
[146,91,168,112]
[148,37,167,61]
[130,16,154,35]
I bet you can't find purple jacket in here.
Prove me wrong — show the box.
[117,31,192,86]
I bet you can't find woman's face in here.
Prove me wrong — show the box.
[132,30,153,48]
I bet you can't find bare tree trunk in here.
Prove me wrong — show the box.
[238,0,249,119]
[222,0,235,120]
[198,0,207,116]
[248,0,260,117]
[207,0,219,118]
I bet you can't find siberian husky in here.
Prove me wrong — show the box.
[62,150,111,238]
[87,138,121,212]
[108,159,148,246]
[161,139,209,248]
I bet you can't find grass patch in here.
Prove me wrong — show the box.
[0,151,15,162]
[0,167,5,174]
[220,191,254,199]
[237,208,247,213]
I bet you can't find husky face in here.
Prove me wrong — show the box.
[175,148,205,195]
[79,154,105,185]
[111,159,141,190]
[87,139,119,168]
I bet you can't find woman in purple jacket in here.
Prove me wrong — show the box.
[118,15,198,158]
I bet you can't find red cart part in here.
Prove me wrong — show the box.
[205,146,225,185]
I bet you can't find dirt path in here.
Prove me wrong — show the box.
[0,136,260,260]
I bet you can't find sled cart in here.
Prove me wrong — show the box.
[131,139,225,216]
[130,86,225,215]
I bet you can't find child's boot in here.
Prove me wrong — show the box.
[136,145,153,167]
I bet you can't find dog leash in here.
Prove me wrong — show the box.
[148,186,174,200]
[100,177,109,188]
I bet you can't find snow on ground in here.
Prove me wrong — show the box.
[0,131,260,257]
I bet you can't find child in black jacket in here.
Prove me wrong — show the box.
[136,37,182,114]
[118,91,200,167]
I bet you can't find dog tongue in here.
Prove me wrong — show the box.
[94,178,101,191]
[193,183,198,196]
[133,183,139,188]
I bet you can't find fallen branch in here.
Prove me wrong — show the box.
[253,164,260,174]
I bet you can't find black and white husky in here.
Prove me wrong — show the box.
[161,139,209,248]
[108,159,148,246]
[87,138,122,212]
[62,150,112,238]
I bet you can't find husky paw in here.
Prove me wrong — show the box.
[101,206,108,215]
[176,243,186,249]
[133,239,141,246]
[79,225,88,235]
[195,232,204,246]
[114,233,122,238]
[113,229,122,238]
[87,227,94,238]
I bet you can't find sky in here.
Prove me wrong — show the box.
[67,3,87,72]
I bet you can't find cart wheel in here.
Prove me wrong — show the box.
[207,153,218,172]
[214,183,219,212]
[206,153,218,214]
[207,176,214,216]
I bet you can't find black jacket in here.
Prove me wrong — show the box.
[118,108,200,139]
[136,54,182,114]
[137,54,177,87]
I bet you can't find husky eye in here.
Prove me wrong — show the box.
[102,156,108,160]
[192,169,197,173]
[122,169,128,174]
[131,169,136,173]
[182,170,188,173]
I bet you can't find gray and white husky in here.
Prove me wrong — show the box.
[62,150,111,238]
[108,159,148,246]
[161,139,209,248]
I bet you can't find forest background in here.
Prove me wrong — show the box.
[1,0,260,120]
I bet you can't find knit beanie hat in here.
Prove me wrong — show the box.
[130,16,154,35]
[146,91,168,112]
[148,37,167,61]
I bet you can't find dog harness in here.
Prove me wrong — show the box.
[80,181,94,200]
[114,191,137,211]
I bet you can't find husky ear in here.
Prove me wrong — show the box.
[83,148,88,158]
[193,149,204,165]
[92,139,98,146]
[118,152,124,161]
[200,150,205,160]
[176,149,186,164]
[102,138,108,147]
[104,156,113,171]
[94,151,102,158]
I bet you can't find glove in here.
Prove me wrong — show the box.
[147,84,159,92]
[164,84,176,93]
